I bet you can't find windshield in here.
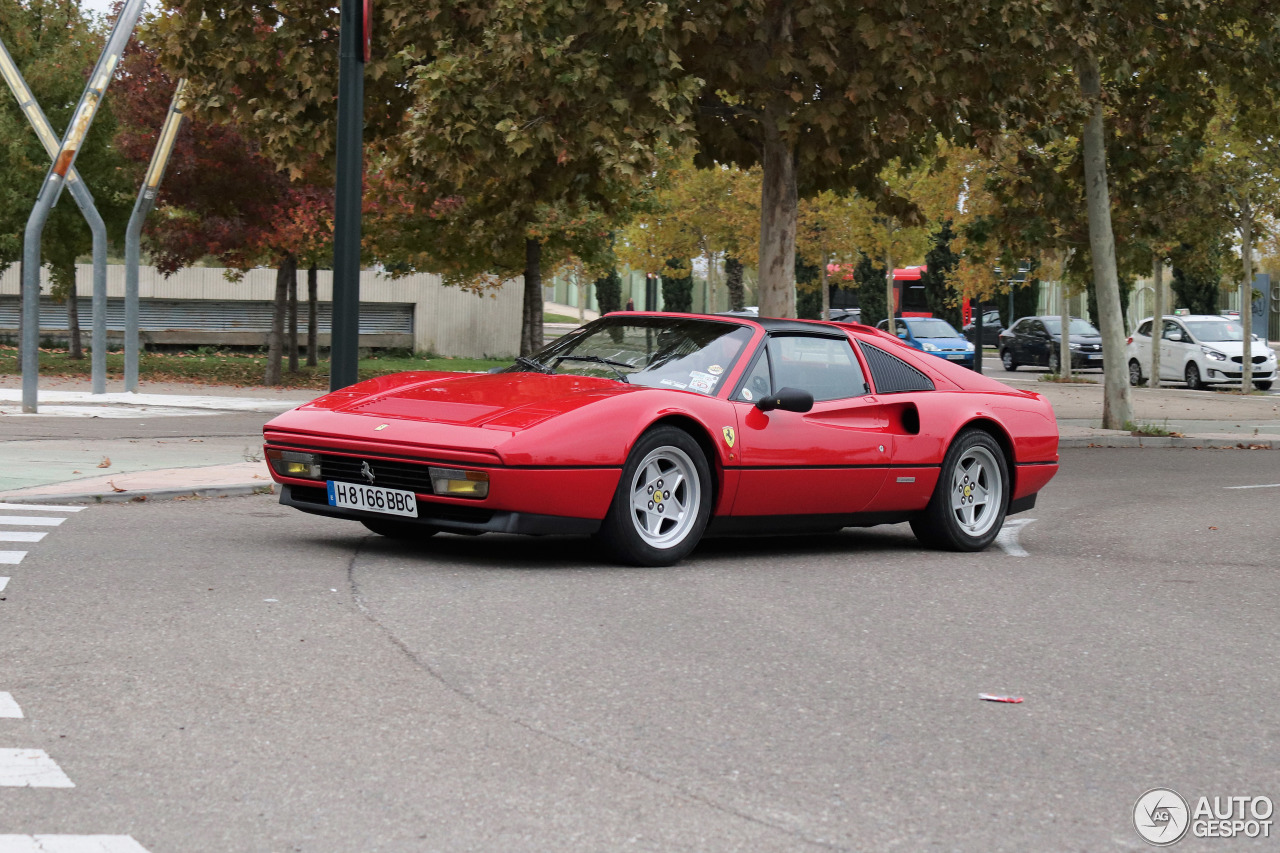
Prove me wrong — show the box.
[905,318,961,338]
[1043,318,1099,336]
[1184,320,1243,343]
[513,316,755,395]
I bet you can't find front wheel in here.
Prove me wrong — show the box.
[910,430,1009,552]
[1128,359,1144,387]
[595,426,712,566]
[1001,349,1017,371]
[1256,380,1273,391]
[1185,362,1203,390]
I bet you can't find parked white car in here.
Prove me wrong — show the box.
[1126,315,1277,390]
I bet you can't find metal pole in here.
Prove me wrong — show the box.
[972,298,983,374]
[1,37,109,395]
[330,0,365,391]
[124,79,186,392]
[19,0,146,412]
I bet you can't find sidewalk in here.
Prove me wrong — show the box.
[0,373,1276,506]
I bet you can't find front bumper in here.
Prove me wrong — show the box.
[280,484,602,535]
[1202,363,1276,383]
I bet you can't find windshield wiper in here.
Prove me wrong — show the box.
[514,355,552,373]
[553,355,632,383]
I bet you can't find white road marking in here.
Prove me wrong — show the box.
[0,517,65,527]
[0,577,8,592]
[0,503,83,513]
[0,692,22,718]
[995,518,1036,557]
[0,552,27,565]
[0,837,151,853]
[0,532,47,542]
[1224,483,1280,490]
[0,749,74,787]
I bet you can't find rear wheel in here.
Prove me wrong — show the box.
[1128,359,1144,386]
[1185,362,1203,390]
[361,519,437,540]
[596,426,712,566]
[910,430,1008,552]
[1001,349,1017,371]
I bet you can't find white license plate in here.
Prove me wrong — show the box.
[327,481,418,517]
[1088,354,1103,360]
[946,353,967,359]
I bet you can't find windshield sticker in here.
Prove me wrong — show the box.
[708,364,724,375]
[688,371,719,394]
[741,388,754,401]
[660,379,688,389]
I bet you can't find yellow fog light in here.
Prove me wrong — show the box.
[265,448,322,479]
[429,467,490,498]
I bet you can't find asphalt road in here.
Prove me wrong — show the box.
[3,448,1279,851]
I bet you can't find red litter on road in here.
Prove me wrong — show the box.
[979,693,1024,704]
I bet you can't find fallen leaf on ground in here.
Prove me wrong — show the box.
[97,457,111,468]
[107,480,126,493]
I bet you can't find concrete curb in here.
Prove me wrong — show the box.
[0,483,275,505]
[1059,436,1280,449]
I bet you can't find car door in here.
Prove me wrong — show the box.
[1025,319,1050,366]
[1160,319,1187,380]
[728,333,890,517]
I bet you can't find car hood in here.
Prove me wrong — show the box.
[1196,339,1274,357]
[1056,334,1102,345]
[320,371,632,426]
[916,336,970,347]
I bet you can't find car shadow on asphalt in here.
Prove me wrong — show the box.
[338,522,924,571]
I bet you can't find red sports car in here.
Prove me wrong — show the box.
[263,313,1059,565]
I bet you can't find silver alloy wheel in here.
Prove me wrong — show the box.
[629,446,700,549]
[1128,359,1142,386]
[949,445,1003,538]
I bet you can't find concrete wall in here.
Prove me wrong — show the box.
[0,263,523,358]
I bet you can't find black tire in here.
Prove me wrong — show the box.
[595,426,712,566]
[1128,359,1144,387]
[1048,349,1061,374]
[1000,349,1017,371]
[910,430,1009,552]
[361,519,438,540]
[1185,362,1203,390]
[1256,381,1273,391]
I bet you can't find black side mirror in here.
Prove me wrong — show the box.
[487,366,506,374]
[756,386,814,413]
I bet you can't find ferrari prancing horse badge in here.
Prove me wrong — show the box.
[722,426,735,448]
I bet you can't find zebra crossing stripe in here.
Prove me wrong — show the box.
[0,692,21,718]
[0,577,8,592]
[0,532,47,542]
[0,504,85,513]
[0,749,74,787]
[0,517,64,527]
[0,837,150,853]
[0,552,27,565]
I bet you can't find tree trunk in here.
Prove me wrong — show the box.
[1241,199,1254,390]
[1150,256,1163,388]
[1059,283,1071,379]
[725,256,745,311]
[265,254,295,386]
[66,278,82,360]
[287,262,299,373]
[820,250,831,319]
[1076,51,1132,429]
[758,105,797,319]
[307,263,318,367]
[884,244,896,338]
[521,237,544,356]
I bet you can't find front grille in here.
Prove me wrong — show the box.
[290,485,494,524]
[320,454,434,493]
[1231,355,1268,365]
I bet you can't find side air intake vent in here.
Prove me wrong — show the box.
[860,343,935,393]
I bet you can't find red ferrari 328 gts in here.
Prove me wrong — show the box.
[263,313,1059,565]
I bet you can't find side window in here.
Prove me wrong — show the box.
[859,343,936,393]
[734,347,772,403]
[1031,320,1047,336]
[1137,320,1152,336]
[767,335,868,402]
[1013,319,1030,334]
[1162,320,1183,341]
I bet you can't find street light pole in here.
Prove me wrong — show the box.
[329,0,365,391]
